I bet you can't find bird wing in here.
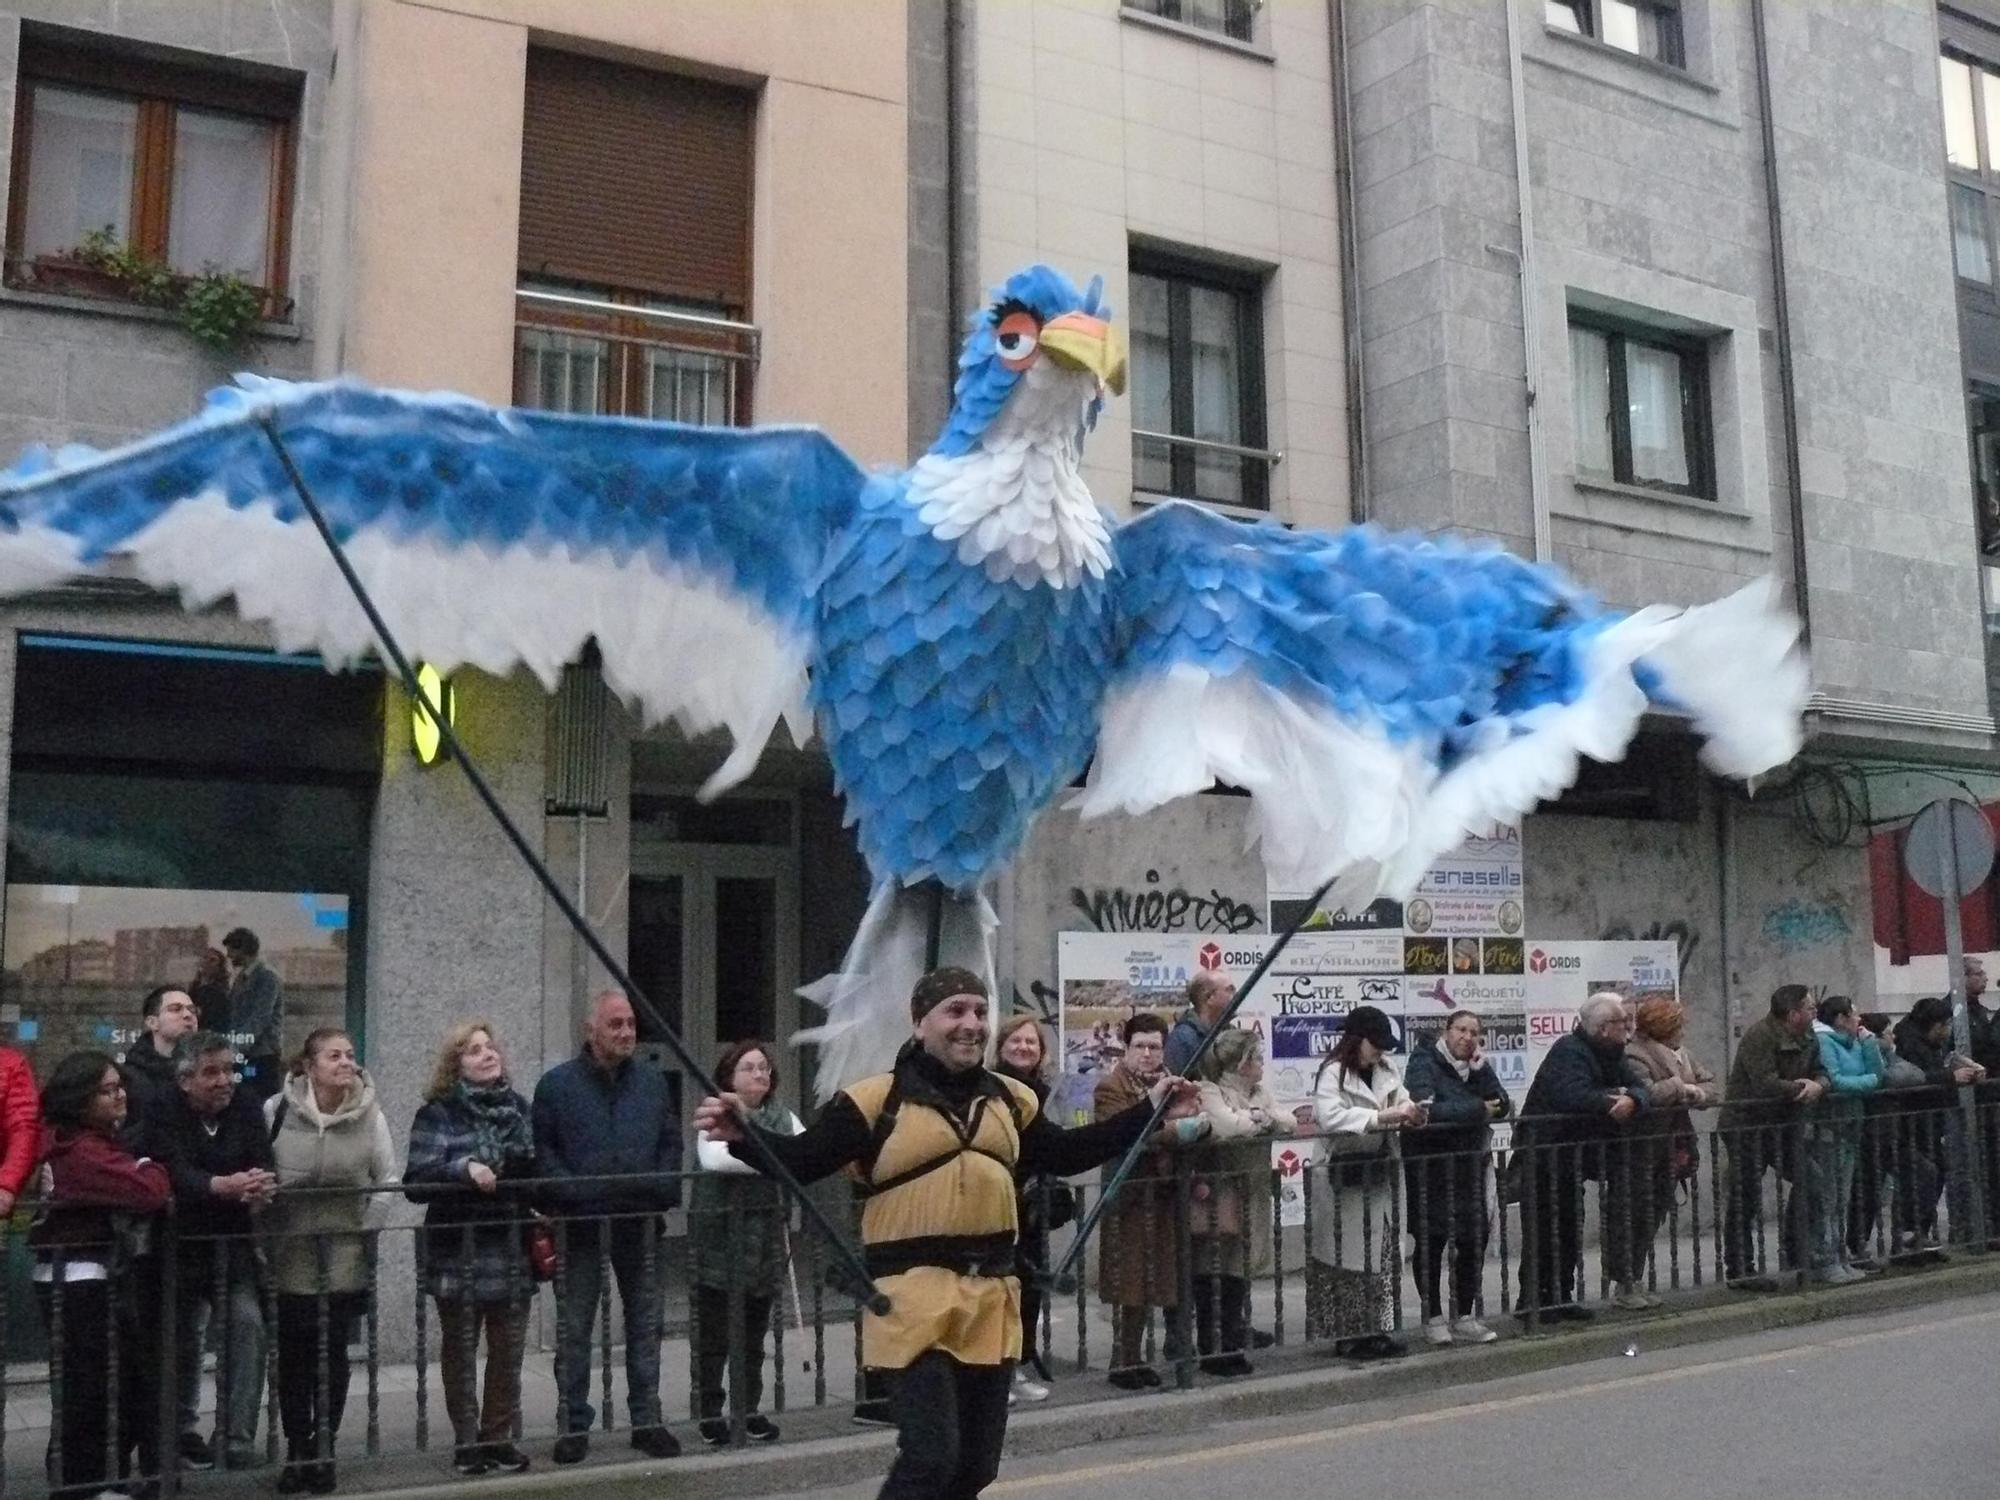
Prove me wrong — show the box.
[1086,500,1804,902]
[0,377,868,794]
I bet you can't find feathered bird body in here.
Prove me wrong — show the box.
[813,461,1112,893]
[0,263,1811,1102]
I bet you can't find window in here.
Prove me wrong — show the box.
[1568,315,1714,499]
[1123,0,1261,45]
[1130,253,1271,510]
[515,50,756,425]
[1546,0,1686,68]
[1941,52,2000,287]
[4,26,299,300]
[1969,386,2000,557]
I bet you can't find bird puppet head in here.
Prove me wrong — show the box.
[928,264,1127,459]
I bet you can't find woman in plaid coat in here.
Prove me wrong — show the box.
[404,1020,537,1477]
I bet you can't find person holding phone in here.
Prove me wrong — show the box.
[1307,1006,1418,1360]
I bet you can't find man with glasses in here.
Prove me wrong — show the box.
[121,986,201,1140]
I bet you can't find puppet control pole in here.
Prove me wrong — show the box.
[1051,874,1338,1285]
[255,415,893,1317]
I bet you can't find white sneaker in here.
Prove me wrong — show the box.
[1012,1369,1051,1402]
[1452,1317,1498,1344]
[1424,1315,1453,1346]
[1817,1263,1866,1286]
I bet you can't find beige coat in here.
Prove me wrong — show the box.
[1309,1059,1408,1274]
[262,1071,397,1295]
[1191,1076,1285,1276]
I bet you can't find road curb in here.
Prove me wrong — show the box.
[351,1260,2000,1500]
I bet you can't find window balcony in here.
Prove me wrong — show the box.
[1132,428,1284,519]
[513,286,758,426]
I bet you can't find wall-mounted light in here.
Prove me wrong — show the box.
[411,663,454,765]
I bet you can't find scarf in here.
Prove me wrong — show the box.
[743,1094,793,1136]
[1436,1041,1473,1082]
[451,1077,530,1167]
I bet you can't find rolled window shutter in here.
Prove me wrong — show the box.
[519,48,752,309]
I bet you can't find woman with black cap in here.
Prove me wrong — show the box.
[1307,1004,1423,1360]
[694,967,1195,1499]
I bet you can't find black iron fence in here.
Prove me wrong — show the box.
[10,1090,2000,1494]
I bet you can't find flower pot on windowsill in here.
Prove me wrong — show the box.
[16,254,137,303]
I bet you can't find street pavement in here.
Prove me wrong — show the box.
[807,1293,2000,1500]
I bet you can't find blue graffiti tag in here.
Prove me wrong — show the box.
[1760,899,1852,956]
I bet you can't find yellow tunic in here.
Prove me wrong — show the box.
[845,1071,1039,1370]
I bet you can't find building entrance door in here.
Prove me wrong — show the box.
[628,842,800,1156]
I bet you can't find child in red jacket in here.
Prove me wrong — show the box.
[29,1048,172,1500]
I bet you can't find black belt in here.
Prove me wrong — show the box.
[865,1233,1017,1280]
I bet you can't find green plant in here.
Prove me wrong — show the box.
[63,227,267,350]
[178,269,266,351]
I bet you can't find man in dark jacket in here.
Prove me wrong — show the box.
[1891,996,1976,1253]
[144,1031,277,1470]
[1720,984,1829,1287]
[1164,973,1235,1075]
[1513,994,1646,1323]
[222,927,285,1103]
[121,986,199,1142]
[534,991,682,1464]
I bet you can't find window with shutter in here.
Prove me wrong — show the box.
[515,49,756,424]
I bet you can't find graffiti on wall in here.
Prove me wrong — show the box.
[1068,869,1260,934]
[1759,897,1853,957]
[1600,918,1702,972]
[1011,979,1059,1022]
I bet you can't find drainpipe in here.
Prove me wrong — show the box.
[945,0,966,367]
[1500,0,1552,563]
[1748,0,1813,646]
[1327,0,1370,523]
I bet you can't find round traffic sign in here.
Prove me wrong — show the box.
[1905,796,1996,901]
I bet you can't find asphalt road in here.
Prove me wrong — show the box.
[809,1294,2000,1500]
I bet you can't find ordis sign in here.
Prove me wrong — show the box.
[1199,941,1223,971]
[1527,948,1582,976]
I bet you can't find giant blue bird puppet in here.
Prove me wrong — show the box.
[0,264,1806,1100]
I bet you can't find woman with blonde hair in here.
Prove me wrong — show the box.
[264,1027,398,1493]
[1615,996,1719,1308]
[404,1021,537,1478]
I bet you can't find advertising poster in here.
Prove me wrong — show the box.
[1520,938,1680,1100]
[1058,932,1403,1225]
[1,884,352,1072]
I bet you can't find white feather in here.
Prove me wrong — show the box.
[119,493,810,799]
[1077,579,1803,903]
[0,522,85,596]
[795,884,998,1103]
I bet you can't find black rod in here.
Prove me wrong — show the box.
[255,415,890,1315]
[1052,874,1337,1283]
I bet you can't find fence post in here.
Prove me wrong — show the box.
[1172,1154,1196,1391]
[1519,1136,1540,1333]
[1788,1116,1812,1290]
[159,1215,181,1500]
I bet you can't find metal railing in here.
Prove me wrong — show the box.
[8,1090,2000,1493]
[513,290,758,427]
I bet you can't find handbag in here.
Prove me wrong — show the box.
[525,1216,561,1283]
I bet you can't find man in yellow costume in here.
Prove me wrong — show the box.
[694,967,1193,1497]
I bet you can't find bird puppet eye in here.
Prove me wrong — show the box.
[994,310,1041,370]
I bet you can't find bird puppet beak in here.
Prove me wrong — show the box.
[1039,313,1128,397]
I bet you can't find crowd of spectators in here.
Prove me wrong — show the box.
[6,967,1993,1498]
